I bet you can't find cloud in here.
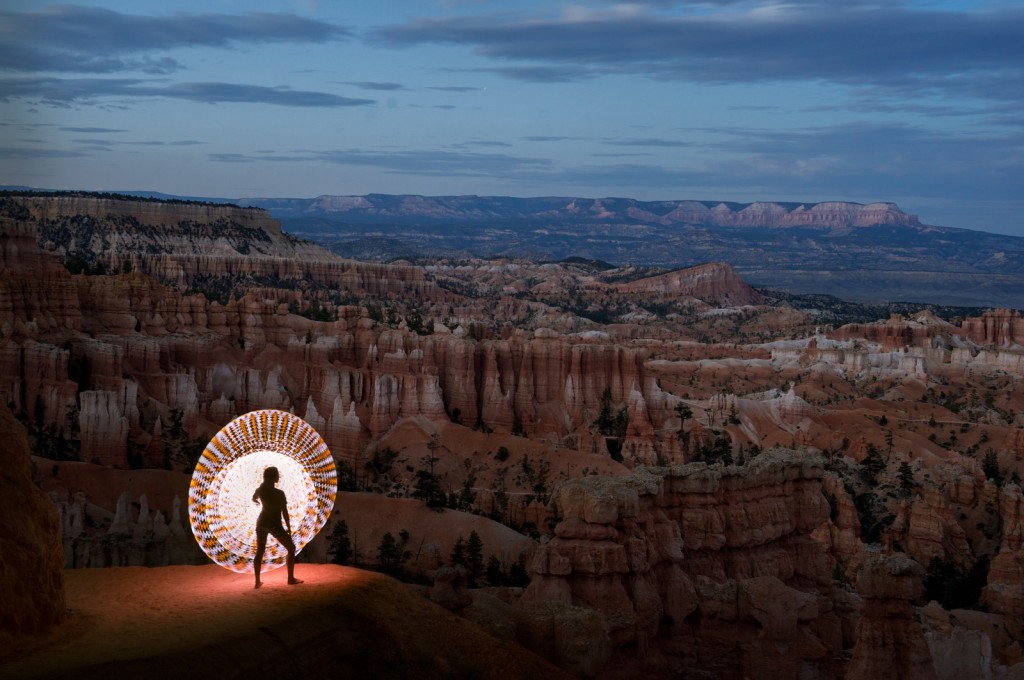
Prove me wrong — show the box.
[59,127,127,134]
[0,5,350,74]
[374,4,1024,102]
[0,147,90,159]
[473,65,595,83]
[427,86,483,92]
[520,135,588,142]
[0,77,374,108]
[210,147,550,177]
[453,140,513,148]
[342,81,407,90]
[603,137,696,148]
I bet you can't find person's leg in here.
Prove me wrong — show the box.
[254,530,268,588]
[283,534,301,584]
[268,525,302,584]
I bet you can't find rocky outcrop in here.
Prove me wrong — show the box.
[897,489,973,567]
[523,450,848,678]
[615,262,763,307]
[0,217,81,336]
[830,312,960,352]
[847,553,935,680]
[4,195,447,301]
[960,309,1024,347]
[982,550,1024,617]
[0,406,65,650]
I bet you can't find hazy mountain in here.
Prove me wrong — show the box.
[7,187,1020,307]
[236,194,1023,308]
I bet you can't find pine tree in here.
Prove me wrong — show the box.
[327,519,352,565]
[897,462,914,495]
[450,536,467,568]
[486,555,504,586]
[466,530,484,586]
[377,530,411,576]
[860,444,886,485]
[983,450,1003,486]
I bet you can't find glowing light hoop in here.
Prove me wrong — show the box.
[188,409,337,573]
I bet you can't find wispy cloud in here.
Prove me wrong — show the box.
[0,5,350,74]
[603,137,696,148]
[0,5,358,110]
[0,77,374,108]
[427,85,483,92]
[0,147,90,159]
[210,147,550,177]
[375,3,1024,103]
[341,81,406,91]
[59,127,127,133]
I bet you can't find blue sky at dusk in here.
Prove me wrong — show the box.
[1,1,1022,235]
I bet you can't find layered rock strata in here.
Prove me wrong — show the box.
[847,554,936,680]
[0,406,65,652]
[523,450,849,678]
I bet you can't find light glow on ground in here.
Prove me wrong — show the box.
[188,410,337,573]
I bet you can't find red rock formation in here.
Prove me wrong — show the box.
[829,312,959,352]
[900,489,973,567]
[982,550,1024,617]
[523,450,845,678]
[998,482,1024,552]
[0,406,65,649]
[811,472,862,570]
[615,262,763,307]
[847,553,936,680]
[960,309,1024,347]
[0,217,81,336]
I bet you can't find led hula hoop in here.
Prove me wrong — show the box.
[188,409,337,573]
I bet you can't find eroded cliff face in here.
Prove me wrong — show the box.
[0,214,681,472]
[614,261,763,307]
[0,406,65,652]
[522,450,852,679]
[4,195,446,301]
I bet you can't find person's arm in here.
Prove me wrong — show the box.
[252,488,260,504]
[282,497,291,533]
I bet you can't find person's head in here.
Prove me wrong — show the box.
[263,466,279,485]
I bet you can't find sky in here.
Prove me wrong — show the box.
[1,1,1022,235]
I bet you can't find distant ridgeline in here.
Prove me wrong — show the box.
[0,189,240,209]
[236,194,1023,309]
[2,189,1022,308]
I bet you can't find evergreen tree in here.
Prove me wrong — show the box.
[507,555,530,587]
[486,555,504,586]
[982,450,1003,486]
[860,444,886,485]
[414,448,446,509]
[327,519,353,565]
[897,461,915,495]
[450,536,467,568]
[466,530,484,586]
[376,530,411,576]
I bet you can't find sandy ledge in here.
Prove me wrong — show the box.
[2,563,570,680]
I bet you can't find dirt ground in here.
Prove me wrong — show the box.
[1,563,570,680]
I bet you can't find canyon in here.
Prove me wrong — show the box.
[2,193,1023,678]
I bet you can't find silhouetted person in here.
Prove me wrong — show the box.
[252,466,302,589]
